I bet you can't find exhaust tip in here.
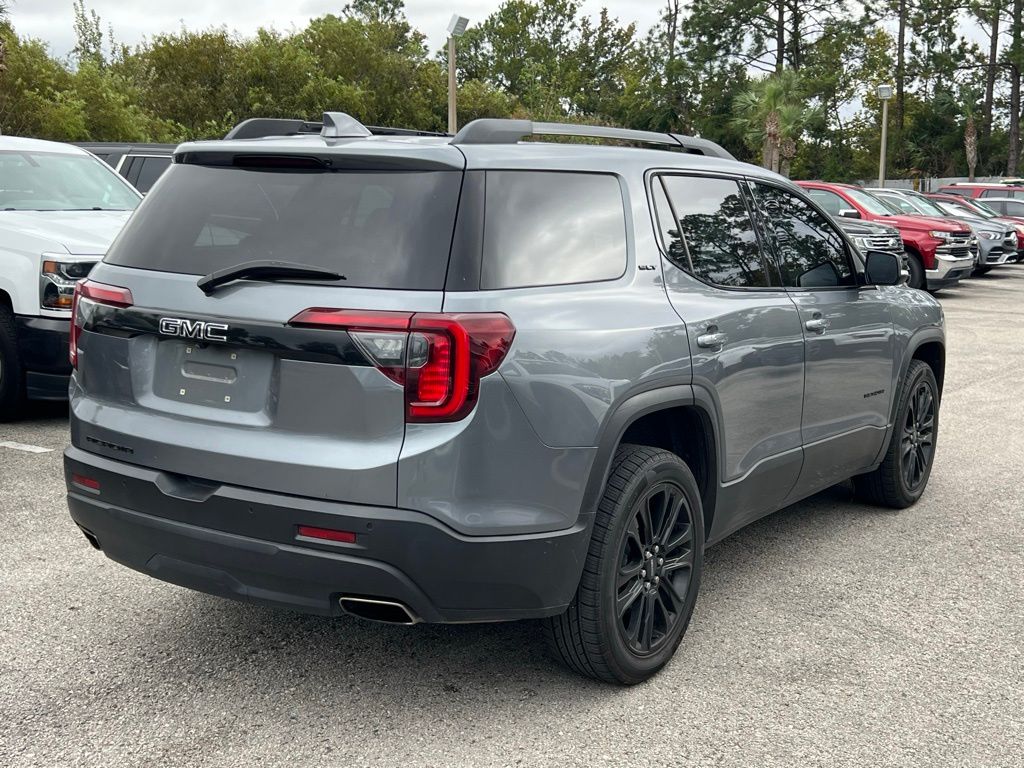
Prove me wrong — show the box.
[339,596,418,625]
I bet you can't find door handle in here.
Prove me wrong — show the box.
[696,331,728,348]
[804,317,830,334]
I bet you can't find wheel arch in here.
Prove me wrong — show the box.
[579,385,720,541]
[911,338,945,397]
[874,327,945,463]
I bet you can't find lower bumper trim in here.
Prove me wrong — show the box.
[64,447,590,623]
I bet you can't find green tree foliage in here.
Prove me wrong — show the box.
[0,0,1018,180]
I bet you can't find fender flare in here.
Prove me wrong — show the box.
[875,325,945,461]
[576,383,721,529]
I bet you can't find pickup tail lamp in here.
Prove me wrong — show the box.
[70,279,134,368]
[289,309,515,423]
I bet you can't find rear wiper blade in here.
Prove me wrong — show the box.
[197,260,345,295]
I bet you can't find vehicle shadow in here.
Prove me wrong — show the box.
[14,399,69,423]
[109,481,885,705]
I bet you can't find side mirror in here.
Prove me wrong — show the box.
[839,208,861,219]
[864,250,902,286]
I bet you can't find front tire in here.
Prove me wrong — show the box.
[545,444,704,684]
[0,306,26,422]
[906,251,926,290]
[854,360,939,508]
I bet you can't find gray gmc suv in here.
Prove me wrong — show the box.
[65,114,944,684]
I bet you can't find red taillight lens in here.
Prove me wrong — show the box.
[409,331,452,405]
[288,309,515,423]
[70,279,134,368]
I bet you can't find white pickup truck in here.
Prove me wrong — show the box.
[0,136,142,420]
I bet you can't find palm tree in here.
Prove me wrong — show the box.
[731,69,813,176]
[960,95,980,181]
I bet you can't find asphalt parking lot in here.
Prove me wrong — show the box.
[2,271,1023,768]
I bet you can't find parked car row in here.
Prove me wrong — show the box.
[796,180,1021,290]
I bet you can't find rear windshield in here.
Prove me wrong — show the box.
[105,162,462,290]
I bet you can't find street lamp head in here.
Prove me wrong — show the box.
[447,14,470,37]
[876,84,894,100]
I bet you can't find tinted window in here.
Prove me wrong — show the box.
[753,184,855,288]
[133,156,172,192]
[105,162,461,290]
[657,176,770,288]
[481,171,626,289]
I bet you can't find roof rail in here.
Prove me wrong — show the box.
[450,119,735,159]
[224,112,451,141]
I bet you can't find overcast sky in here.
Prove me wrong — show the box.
[7,0,666,59]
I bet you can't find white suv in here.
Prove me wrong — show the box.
[0,136,141,419]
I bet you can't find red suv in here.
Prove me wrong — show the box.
[936,182,1024,200]
[796,181,975,290]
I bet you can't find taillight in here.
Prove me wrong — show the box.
[289,308,515,423]
[70,279,134,368]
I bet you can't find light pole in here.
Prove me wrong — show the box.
[447,14,470,135]
[877,84,893,188]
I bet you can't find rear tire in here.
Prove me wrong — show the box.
[906,251,926,290]
[854,360,938,509]
[0,305,26,422]
[544,444,704,684]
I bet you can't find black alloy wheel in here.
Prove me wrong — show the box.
[616,481,694,655]
[854,359,939,508]
[545,444,704,684]
[901,379,935,493]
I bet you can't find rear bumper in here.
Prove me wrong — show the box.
[15,315,71,400]
[64,447,589,623]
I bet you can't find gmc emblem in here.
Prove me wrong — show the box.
[158,317,229,342]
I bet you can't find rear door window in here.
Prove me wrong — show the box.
[654,175,771,288]
[481,171,627,289]
[104,162,462,290]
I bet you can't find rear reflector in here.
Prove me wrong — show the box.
[70,473,100,491]
[297,525,357,544]
[288,309,515,423]
[70,279,134,368]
